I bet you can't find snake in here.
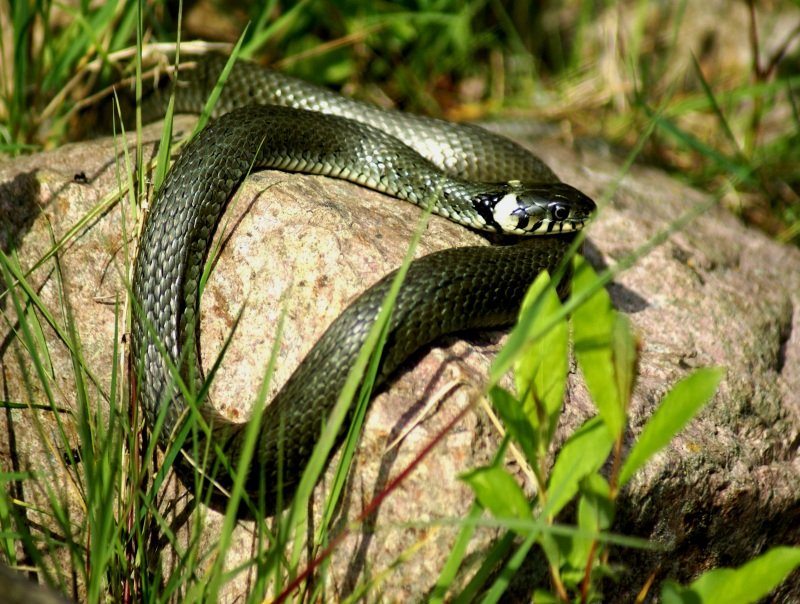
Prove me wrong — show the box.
[131,56,596,512]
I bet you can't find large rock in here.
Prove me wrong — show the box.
[0,114,798,601]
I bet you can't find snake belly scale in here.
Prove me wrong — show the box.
[131,56,596,511]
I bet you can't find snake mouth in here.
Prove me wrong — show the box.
[527,218,586,235]
[508,216,586,235]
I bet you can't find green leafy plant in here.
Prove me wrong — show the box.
[443,255,800,601]
[2,1,800,602]
[661,546,800,604]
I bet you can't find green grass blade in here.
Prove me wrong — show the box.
[689,53,743,159]
[0,248,101,392]
[648,108,754,185]
[451,531,516,604]
[315,314,388,537]
[428,502,482,603]
[430,436,512,603]
[199,304,285,601]
[243,0,314,58]
[151,19,182,191]
[284,191,437,577]
[479,531,538,604]
[192,30,249,137]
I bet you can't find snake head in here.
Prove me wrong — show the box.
[492,181,596,235]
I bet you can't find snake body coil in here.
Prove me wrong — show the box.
[131,57,595,511]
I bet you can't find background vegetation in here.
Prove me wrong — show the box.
[2,0,799,241]
[1,0,799,602]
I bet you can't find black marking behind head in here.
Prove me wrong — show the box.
[473,190,506,232]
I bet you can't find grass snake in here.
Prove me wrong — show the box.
[131,56,596,512]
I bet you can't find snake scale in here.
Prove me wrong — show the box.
[131,56,596,511]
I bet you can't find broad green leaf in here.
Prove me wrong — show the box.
[660,581,687,604]
[490,386,539,464]
[544,417,614,519]
[537,530,563,576]
[611,313,638,408]
[571,257,626,439]
[461,465,531,526]
[532,589,561,603]
[660,546,800,604]
[514,270,568,452]
[619,367,723,487]
[490,270,563,387]
[568,473,613,572]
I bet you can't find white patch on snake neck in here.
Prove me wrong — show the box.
[492,192,524,233]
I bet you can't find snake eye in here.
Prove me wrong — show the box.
[549,202,570,222]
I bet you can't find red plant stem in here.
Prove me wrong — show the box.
[274,396,478,603]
